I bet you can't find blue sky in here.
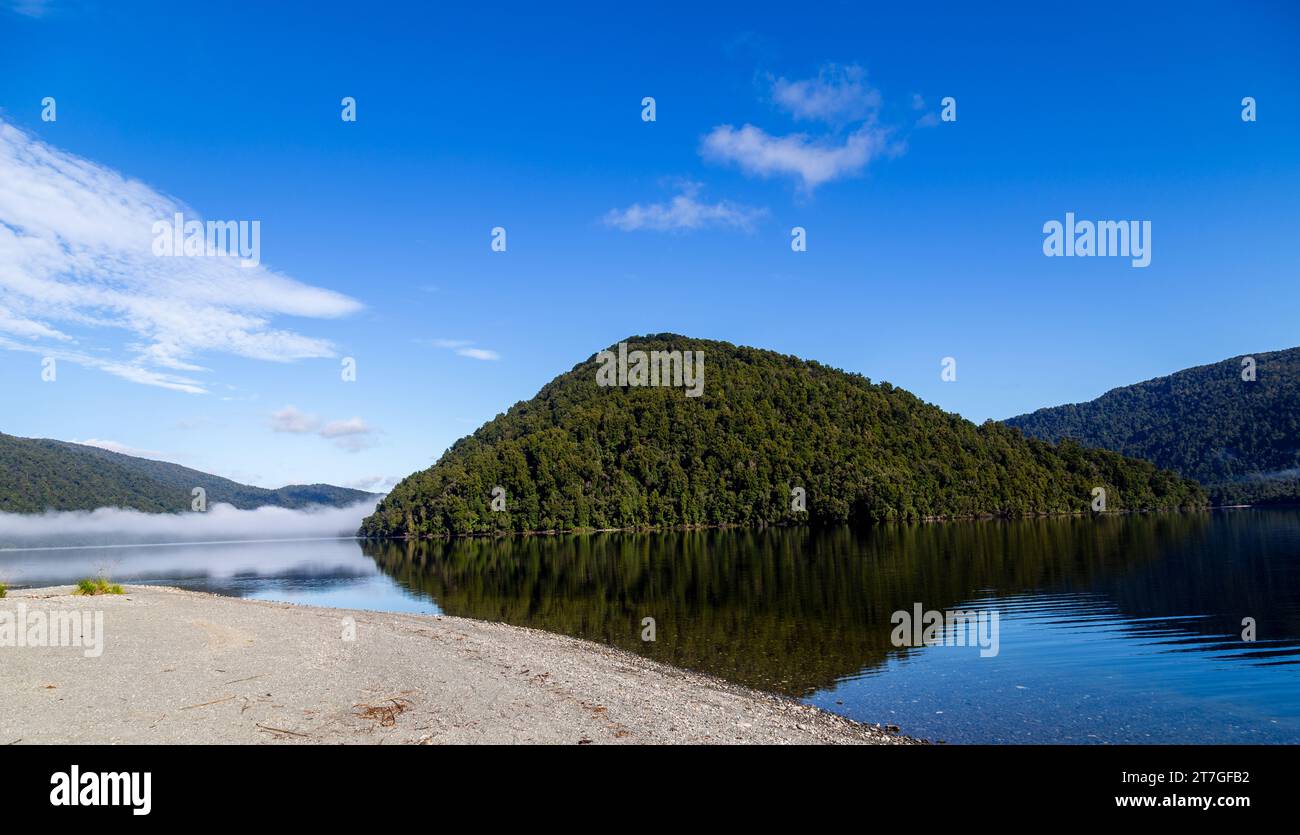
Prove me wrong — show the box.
[0,0,1297,492]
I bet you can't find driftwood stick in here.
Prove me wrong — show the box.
[180,695,236,710]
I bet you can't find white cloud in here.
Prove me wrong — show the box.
[911,93,940,127]
[270,407,378,451]
[456,347,500,361]
[331,436,377,453]
[3,0,54,18]
[700,123,899,192]
[603,182,765,232]
[428,338,501,361]
[270,405,320,434]
[0,335,208,393]
[320,417,378,451]
[345,474,395,492]
[318,417,372,439]
[0,304,70,340]
[770,64,881,124]
[0,119,362,393]
[700,63,909,192]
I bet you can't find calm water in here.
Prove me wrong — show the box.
[4,510,1298,743]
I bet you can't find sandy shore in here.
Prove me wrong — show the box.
[0,586,916,745]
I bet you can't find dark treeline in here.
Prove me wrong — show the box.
[361,335,1205,537]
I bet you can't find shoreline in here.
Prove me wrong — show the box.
[0,585,919,745]
[360,505,1229,541]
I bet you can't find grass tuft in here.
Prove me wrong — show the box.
[75,576,124,596]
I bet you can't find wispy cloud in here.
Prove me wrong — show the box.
[428,338,501,361]
[270,406,378,451]
[769,64,881,124]
[0,119,361,393]
[270,406,320,434]
[318,417,371,439]
[701,64,905,192]
[0,304,70,340]
[456,347,500,361]
[701,123,898,192]
[319,417,378,451]
[345,474,396,492]
[2,0,55,18]
[912,93,940,128]
[0,335,209,393]
[603,181,765,232]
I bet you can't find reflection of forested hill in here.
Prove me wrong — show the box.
[1097,510,1300,663]
[361,514,1281,696]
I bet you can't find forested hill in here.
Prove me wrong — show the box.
[0,433,378,513]
[360,334,1204,537]
[1004,347,1300,505]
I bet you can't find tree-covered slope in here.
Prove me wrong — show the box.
[0,433,378,513]
[1004,347,1300,505]
[361,335,1204,537]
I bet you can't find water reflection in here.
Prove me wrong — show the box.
[361,511,1300,696]
[0,537,436,614]
[5,510,1297,741]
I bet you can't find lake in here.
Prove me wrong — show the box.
[3,509,1297,743]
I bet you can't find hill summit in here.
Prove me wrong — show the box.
[360,335,1204,537]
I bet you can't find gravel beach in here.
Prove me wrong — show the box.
[0,586,917,745]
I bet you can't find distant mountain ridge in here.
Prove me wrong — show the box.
[361,334,1204,538]
[1004,347,1300,505]
[0,432,378,513]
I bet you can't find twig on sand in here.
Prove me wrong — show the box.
[223,674,265,686]
[180,695,236,710]
[257,723,309,738]
[354,697,414,727]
